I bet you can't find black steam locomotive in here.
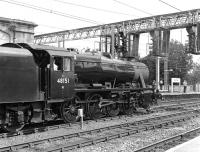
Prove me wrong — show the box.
[0,43,157,132]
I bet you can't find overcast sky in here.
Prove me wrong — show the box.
[0,0,200,60]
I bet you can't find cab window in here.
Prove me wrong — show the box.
[54,57,62,71]
[63,58,71,71]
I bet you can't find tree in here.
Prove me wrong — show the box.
[168,40,193,83]
[140,52,157,84]
[141,39,193,84]
[186,63,200,85]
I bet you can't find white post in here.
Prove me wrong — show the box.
[171,80,173,93]
[156,57,160,90]
[78,109,83,129]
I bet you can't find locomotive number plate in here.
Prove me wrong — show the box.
[57,78,69,84]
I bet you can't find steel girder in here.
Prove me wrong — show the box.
[34,9,200,44]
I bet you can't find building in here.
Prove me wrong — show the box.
[0,17,37,44]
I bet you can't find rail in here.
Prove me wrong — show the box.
[0,109,199,152]
[0,99,200,139]
[134,126,200,152]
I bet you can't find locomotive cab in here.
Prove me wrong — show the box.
[16,43,75,101]
[48,55,74,100]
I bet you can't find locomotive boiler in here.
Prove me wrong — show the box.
[75,52,149,85]
[0,43,157,132]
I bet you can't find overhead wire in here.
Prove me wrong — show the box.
[158,0,182,11]
[35,24,73,35]
[112,0,153,16]
[0,0,102,25]
[52,0,139,17]
[38,24,68,30]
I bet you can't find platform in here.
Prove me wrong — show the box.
[160,92,200,100]
[165,135,200,152]
[161,92,200,96]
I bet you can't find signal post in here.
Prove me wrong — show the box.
[150,30,170,90]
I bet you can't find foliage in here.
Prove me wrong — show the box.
[141,39,193,84]
[186,63,200,85]
[140,53,156,84]
[168,40,193,83]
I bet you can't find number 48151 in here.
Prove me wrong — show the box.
[57,78,69,84]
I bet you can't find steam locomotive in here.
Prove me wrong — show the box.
[0,43,158,132]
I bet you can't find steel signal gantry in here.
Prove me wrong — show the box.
[34,9,200,44]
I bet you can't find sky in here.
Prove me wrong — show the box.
[0,0,200,60]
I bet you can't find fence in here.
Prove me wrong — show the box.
[161,85,195,93]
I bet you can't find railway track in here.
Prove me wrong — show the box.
[0,99,199,140]
[160,98,200,106]
[153,98,200,110]
[0,109,199,152]
[134,126,200,152]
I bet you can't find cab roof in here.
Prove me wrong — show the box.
[0,46,32,57]
[2,43,75,57]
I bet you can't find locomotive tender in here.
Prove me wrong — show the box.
[0,43,157,132]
